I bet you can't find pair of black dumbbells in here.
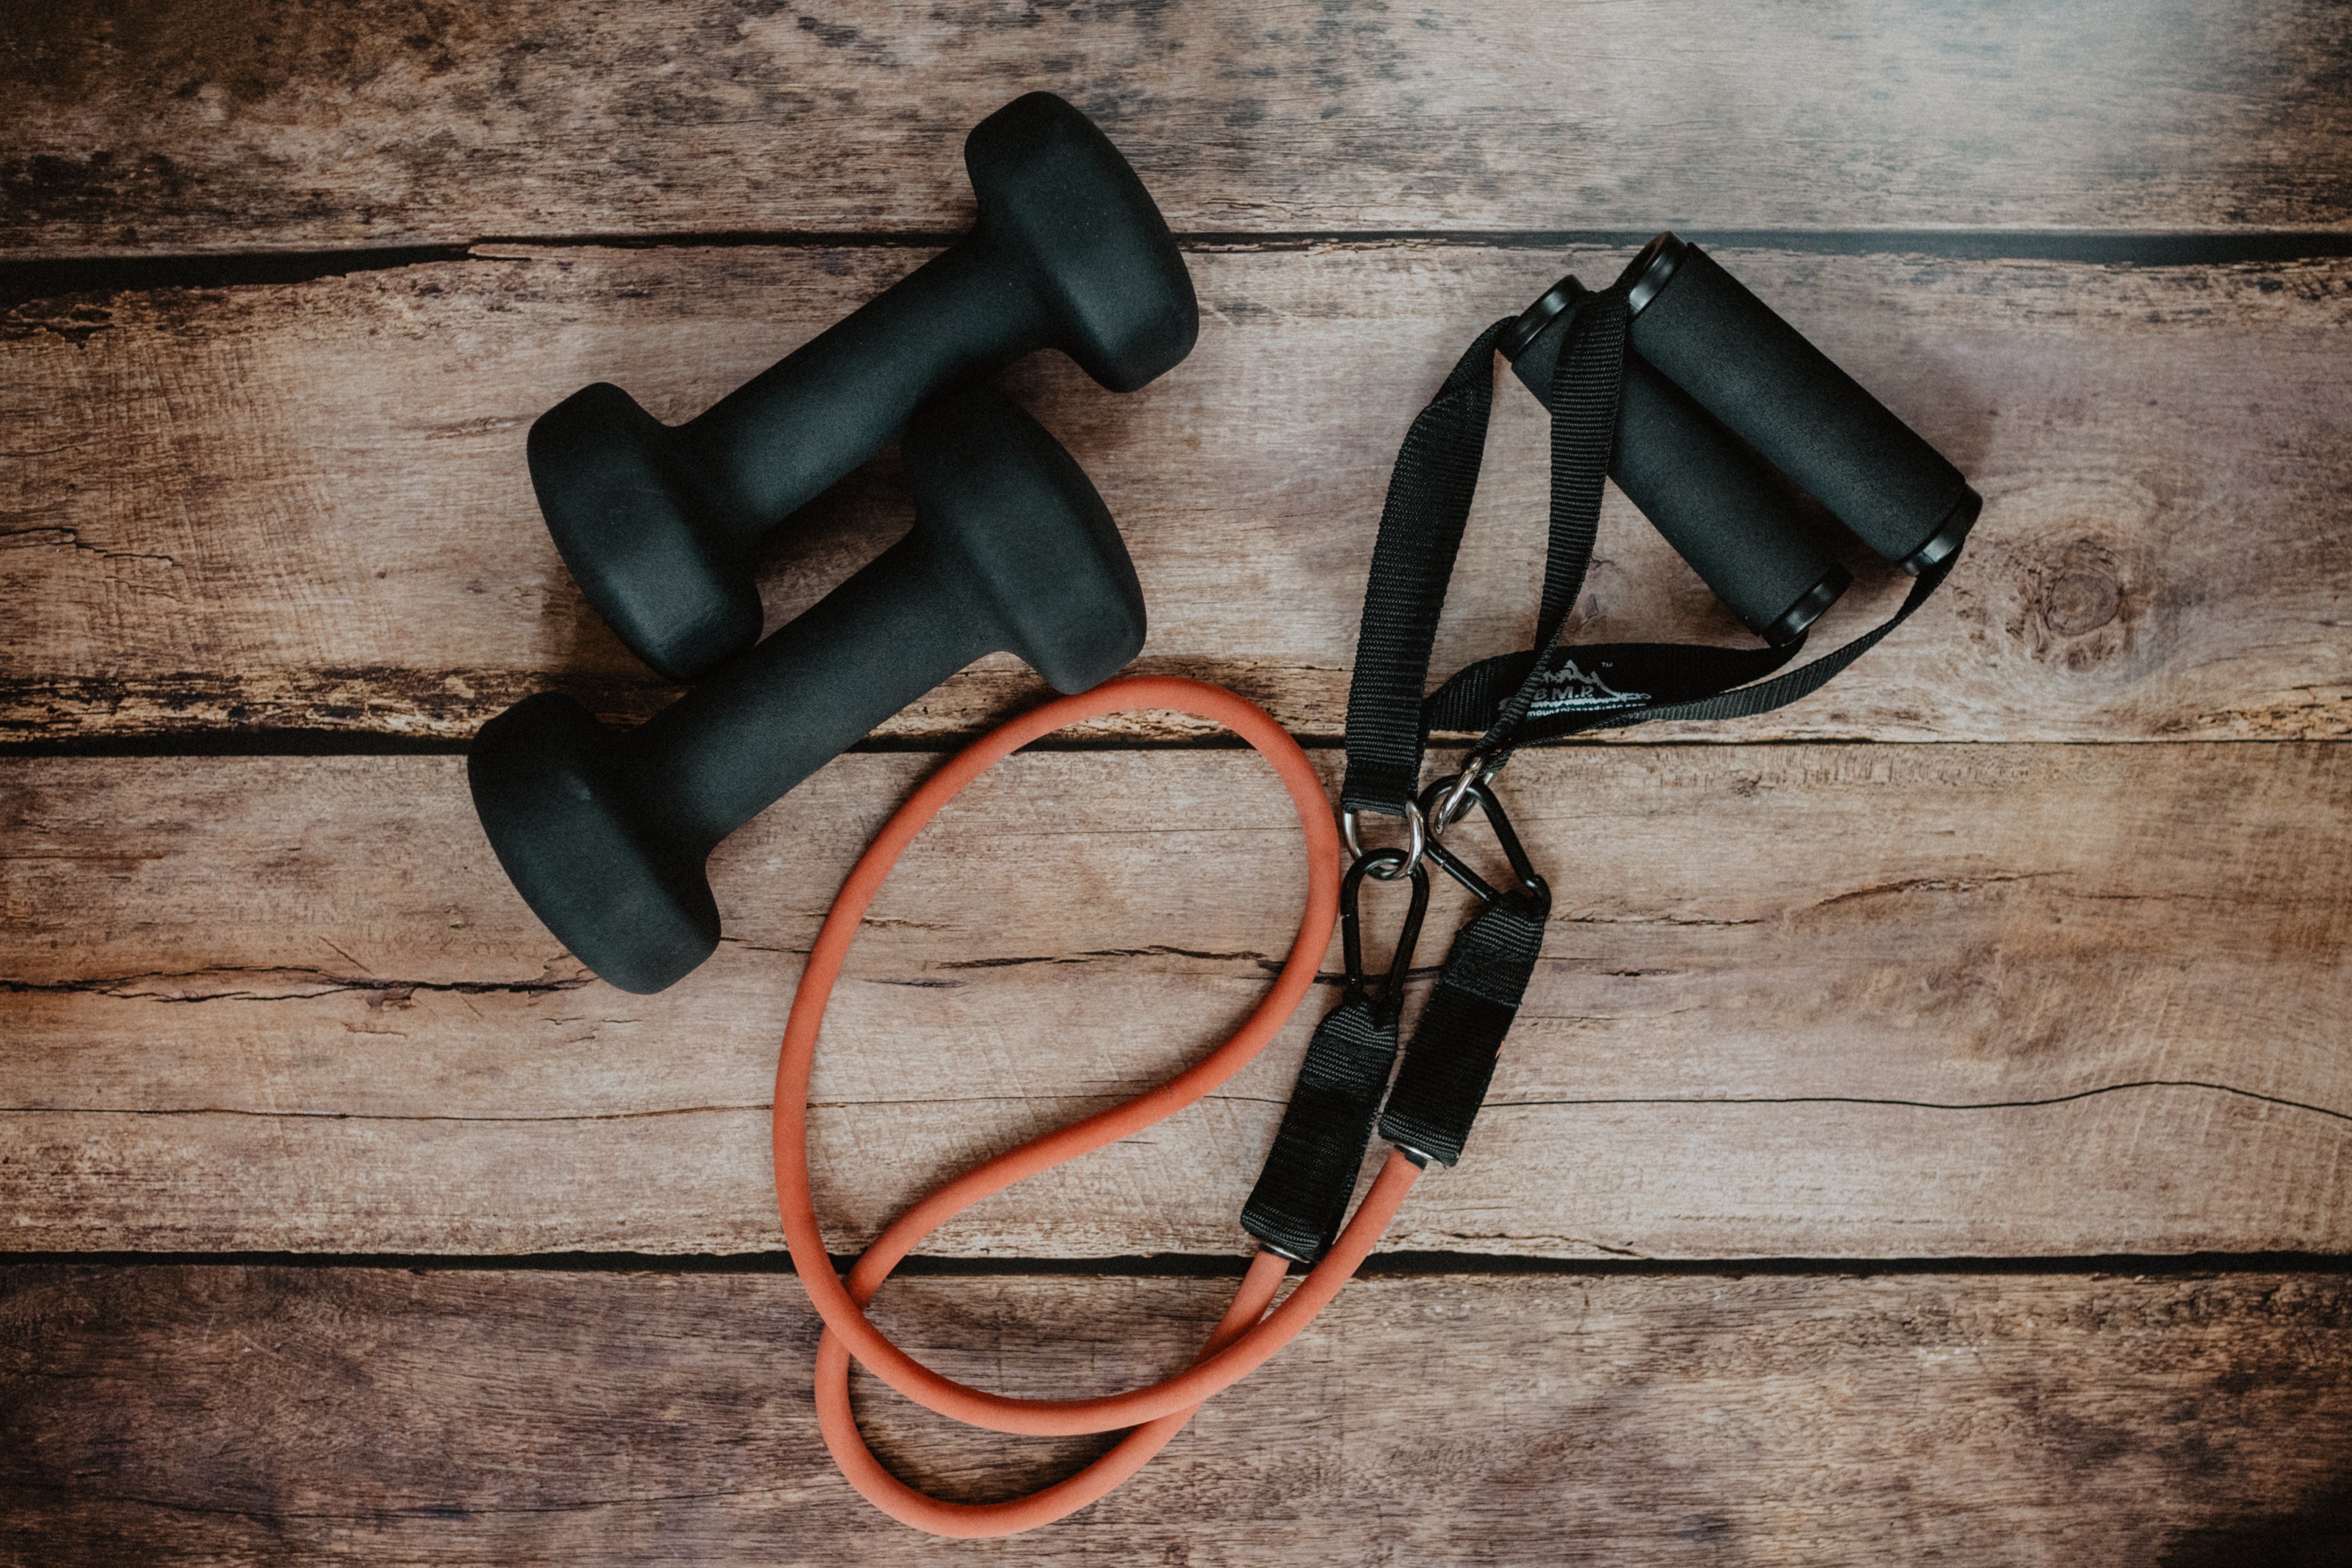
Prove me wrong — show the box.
[470,94,1198,994]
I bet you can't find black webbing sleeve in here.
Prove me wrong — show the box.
[1240,996,1399,1262]
[1374,900,1547,1168]
[1338,319,1514,819]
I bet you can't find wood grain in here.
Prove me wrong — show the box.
[6,744,2346,1257]
[6,244,2349,745]
[4,1263,2349,1564]
[5,0,2350,255]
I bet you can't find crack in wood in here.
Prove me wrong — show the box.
[0,523,177,567]
[0,1481,783,1521]
[1804,871,2055,910]
[1488,1079,2352,1123]
[930,944,1284,971]
[0,1103,768,1124]
[0,966,590,1001]
[5,1078,2342,1125]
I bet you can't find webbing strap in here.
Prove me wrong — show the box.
[1337,320,1512,819]
[1423,547,1954,745]
[1240,996,1399,1261]
[1469,285,1629,760]
[1374,899,1547,1168]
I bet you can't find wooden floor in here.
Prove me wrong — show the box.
[4,4,2348,1562]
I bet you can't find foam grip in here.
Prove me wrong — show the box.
[1623,234,1981,573]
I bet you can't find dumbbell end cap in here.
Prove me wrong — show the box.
[904,386,1148,695]
[529,384,764,683]
[469,692,721,995]
[1762,563,1853,648]
[967,92,1199,393]
[1899,486,1982,576]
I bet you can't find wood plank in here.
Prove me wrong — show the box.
[6,245,2349,745]
[4,1264,2349,1563]
[5,0,2350,255]
[5,745,2346,1257]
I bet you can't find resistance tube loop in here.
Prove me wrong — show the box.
[773,674,1420,1536]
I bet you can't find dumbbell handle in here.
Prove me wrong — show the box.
[620,528,993,857]
[675,238,1048,552]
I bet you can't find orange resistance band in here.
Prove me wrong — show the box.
[773,675,1424,1537]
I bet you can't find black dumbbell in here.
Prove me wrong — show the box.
[471,383,1148,994]
[529,90,1195,683]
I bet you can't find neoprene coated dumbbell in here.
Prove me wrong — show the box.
[1503,276,1852,646]
[471,383,1149,994]
[529,90,1196,683]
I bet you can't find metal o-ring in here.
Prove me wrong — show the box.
[1341,804,1427,880]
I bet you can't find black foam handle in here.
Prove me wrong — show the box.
[1625,236,1981,572]
[1510,300,1849,646]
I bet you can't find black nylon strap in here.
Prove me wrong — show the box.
[1374,900,1547,1168]
[1426,551,1954,745]
[1470,285,1629,759]
[1423,638,1801,732]
[1338,320,1514,819]
[1240,996,1399,1262]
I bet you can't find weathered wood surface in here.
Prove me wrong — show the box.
[5,0,2350,255]
[4,1264,2348,1564]
[7,245,2349,745]
[7,744,2346,1257]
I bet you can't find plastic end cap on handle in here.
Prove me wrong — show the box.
[1502,273,1585,363]
[1624,232,1689,319]
[1507,229,1690,353]
[1902,486,1983,576]
[1762,563,1852,647]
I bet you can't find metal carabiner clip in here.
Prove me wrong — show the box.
[1413,774,1550,917]
[1339,846,1432,1024]
[1425,752,1507,841]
